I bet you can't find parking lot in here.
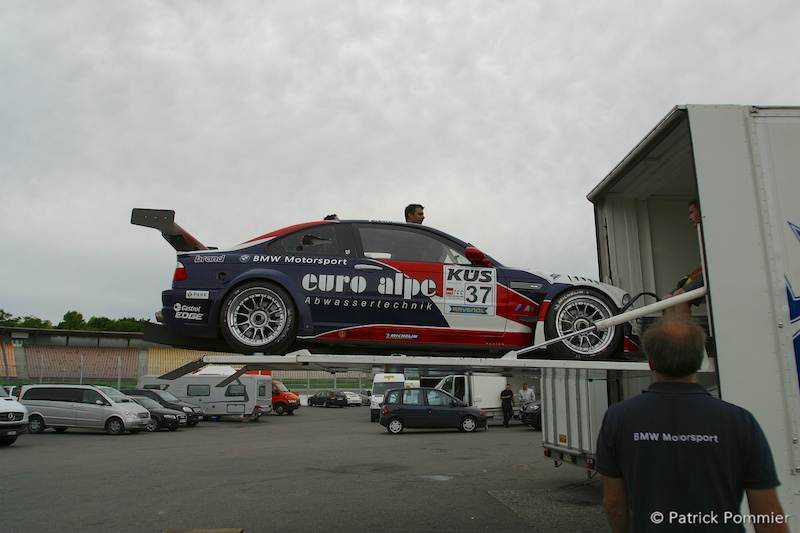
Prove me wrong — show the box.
[2,398,607,533]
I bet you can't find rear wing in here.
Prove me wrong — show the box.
[131,208,208,252]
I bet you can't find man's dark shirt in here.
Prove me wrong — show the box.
[596,381,779,531]
[500,389,513,404]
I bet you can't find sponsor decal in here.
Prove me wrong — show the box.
[301,272,436,300]
[194,255,225,263]
[448,306,488,315]
[251,255,349,266]
[385,333,419,340]
[444,266,497,316]
[173,303,204,321]
[303,296,434,312]
[186,290,209,300]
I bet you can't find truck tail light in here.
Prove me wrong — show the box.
[173,262,187,282]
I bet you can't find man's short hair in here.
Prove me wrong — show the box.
[643,315,707,378]
[404,204,424,219]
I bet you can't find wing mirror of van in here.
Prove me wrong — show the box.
[465,247,493,267]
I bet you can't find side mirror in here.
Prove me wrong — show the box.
[465,247,493,267]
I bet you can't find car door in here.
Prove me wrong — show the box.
[76,388,108,429]
[350,223,508,348]
[264,223,361,337]
[424,389,460,428]
[397,389,428,428]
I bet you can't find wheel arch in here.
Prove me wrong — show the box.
[215,269,313,337]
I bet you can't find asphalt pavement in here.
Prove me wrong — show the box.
[1,398,608,533]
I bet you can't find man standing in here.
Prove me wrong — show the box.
[500,384,514,427]
[663,199,704,315]
[404,204,425,224]
[596,315,788,532]
[519,383,535,405]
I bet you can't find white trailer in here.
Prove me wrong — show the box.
[137,373,273,421]
[434,373,531,422]
[539,105,800,522]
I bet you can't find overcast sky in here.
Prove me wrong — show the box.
[2,0,799,325]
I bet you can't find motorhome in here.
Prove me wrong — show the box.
[137,373,273,421]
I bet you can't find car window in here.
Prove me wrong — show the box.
[267,225,339,255]
[357,226,470,264]
[82,389,106,405]
[226,384,246,397]
[385,389,402,404]
[425,389,453,407]
[402,389,422,406]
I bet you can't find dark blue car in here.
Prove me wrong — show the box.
[379,387,487,434]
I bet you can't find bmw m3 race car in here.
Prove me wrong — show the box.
[132,209,636,359]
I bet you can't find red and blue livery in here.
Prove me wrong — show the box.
[132,209,633,359]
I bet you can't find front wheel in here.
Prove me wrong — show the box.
[0,437,17,446]
[105,418,125,435]
[459,416,478,433]
[220,282,297,354]
[544,288,621,360]
[274,403,286,415]
[145,417,160,432]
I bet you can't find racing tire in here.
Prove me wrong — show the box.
[105,418,125,435]
[28,415,45,434]
[274,403,286,415]
[459,416,478,433]
[220,281,297,354]
[387,417,404,434]
[544,288,622,360]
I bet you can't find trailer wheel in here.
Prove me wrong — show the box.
[220,281,297,354]
[544,288,621,360]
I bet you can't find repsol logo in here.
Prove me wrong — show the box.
[446,268,493,283]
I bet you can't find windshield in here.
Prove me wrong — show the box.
[372,382,403,396]
[154,390,182,402]
[274,381,289,392]
[98,386,132,403]
[133,397,161,409]
[0,387,9,398]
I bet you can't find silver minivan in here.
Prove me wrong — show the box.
[20,384,151,435]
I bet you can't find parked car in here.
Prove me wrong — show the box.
[520,400,542,430]
[0,385,28,446]
[129,396,187,431]
[120,388,204,426]
[343,391,362,406]
[20,384,150,435]
[133,209,632,360]
[379,387,488,434]
[358,389,371,404]
[307,390,348,408]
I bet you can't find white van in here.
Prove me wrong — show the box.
[137,374,272,421]
[20,384,151,435]
[0,385,28,446]
[369,373,406,422]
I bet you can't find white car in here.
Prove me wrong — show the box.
[343,391,363,407]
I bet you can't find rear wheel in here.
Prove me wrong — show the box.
[544,288,621,360]
[220,282,297,354]
[28,415,45,434]
[387,417,404,434]
[459,416,478,433]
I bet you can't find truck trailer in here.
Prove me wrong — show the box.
[541,105,800,525]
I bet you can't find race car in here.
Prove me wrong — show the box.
[132,209,633,359]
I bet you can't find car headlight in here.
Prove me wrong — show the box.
[125,411,139,419]
[163,414,176,419]
[182,407,192,413]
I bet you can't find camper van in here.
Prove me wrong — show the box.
[369,373,406,422]
[137,374,272,421]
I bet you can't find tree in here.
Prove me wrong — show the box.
[0,309,20,326]
[19,316,53,329]
[58,310,85,330]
